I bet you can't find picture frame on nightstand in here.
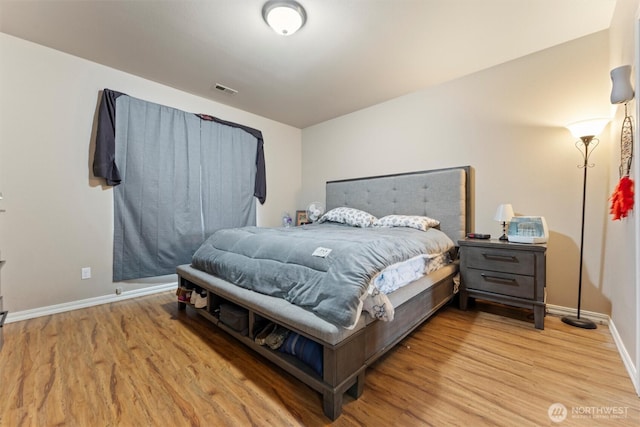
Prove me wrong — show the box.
[295,210,309,226]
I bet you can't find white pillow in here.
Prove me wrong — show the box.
[373,214,440,231]
[318,207,377,228]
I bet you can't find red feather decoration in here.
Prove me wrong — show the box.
[610,176,635,220]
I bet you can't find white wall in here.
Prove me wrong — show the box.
[0,33,302,313]
[605,0,639,394]
[302,31,613,314]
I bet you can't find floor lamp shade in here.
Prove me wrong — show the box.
[566,119,609,140]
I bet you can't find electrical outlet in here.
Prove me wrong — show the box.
[81,267,91,280]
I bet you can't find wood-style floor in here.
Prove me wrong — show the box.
[1,291,638,426]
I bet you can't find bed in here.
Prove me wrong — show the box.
[176,166,471,419]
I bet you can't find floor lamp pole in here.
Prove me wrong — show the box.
[562,136,598,329]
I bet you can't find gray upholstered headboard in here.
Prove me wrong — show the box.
[325,166,471,243]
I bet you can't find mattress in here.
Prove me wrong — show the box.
[191,222,455,328]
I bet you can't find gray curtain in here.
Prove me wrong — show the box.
[113,96,258,281]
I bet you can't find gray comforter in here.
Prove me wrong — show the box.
[191,223,454,328]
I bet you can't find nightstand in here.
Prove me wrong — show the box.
[458,239,547,329]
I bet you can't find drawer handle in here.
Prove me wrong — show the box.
[482,253,517,262]
[481,274,517,285]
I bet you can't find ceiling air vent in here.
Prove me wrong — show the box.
[213,83,238,96]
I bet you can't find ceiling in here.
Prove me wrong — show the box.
[0,0,616,128]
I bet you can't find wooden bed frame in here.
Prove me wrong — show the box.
[177,166,471,419]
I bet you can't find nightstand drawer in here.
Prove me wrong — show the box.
[464,247,535,275]
[463,269,534,299]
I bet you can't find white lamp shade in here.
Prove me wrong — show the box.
[610,65,634,104]
[494,204,514,222]
[263,1,306,36]
[565,119,609,139]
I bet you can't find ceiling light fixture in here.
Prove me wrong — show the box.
[262,0,306,36]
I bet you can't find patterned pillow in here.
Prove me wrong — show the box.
[317,207,377,228]
[373,214,440,231]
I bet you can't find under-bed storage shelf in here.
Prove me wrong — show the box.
[176,265,456,420]
[185,293,323,381]
[177,275,365,420]
[180,298,324,382]
[215,318,328,391]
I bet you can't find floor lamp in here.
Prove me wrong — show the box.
[562,118,609,330]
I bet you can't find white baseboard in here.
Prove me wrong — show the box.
[547,304,639,396]
[608,317,640,396]
[5,282,178,323]
[545,304,610,325]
